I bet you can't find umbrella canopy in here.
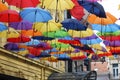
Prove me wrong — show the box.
[39,52,51,57]
[9,20,33,30]
[103,40,120,47]
[5,0,40,8]
[0,22,8,32]
[61,19,87,31]
[25,39,41,46]
[40,56,58,62]
[32,36,54,40]
[7,36,31,43]
[70,0,84,20]
[43,29,69,38]
[54,54,71,61]
[27,47,41,56]
[20,7,52,23]
[4,42,19,51]
[42,0,74,11]
[92,24,120,33]
[21,30,42,37]
[100,35,120,41]
[78,0,106,18]
[0,10,22,22]
[87,12,117,25]
[18,49,29,56]
[0,2,8,12]
[68,28,93,38]
[33,20,62,33]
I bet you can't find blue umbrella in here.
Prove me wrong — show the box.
[25,39,40,46]
[20,7,52,23]
[39,52,51,57]
[54,54,71,61]
[32,36,54,40]
[92,24,120,33]
[0,22,8,32]
[61,19,87,31]
[78,0,106,18]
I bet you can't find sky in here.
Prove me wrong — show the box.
[99,0,120,24]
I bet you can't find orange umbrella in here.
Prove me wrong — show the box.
[87,12,117,25]
[21,30,42,37]
[0,2,8,12]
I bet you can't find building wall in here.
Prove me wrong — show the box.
[0,48,65,80]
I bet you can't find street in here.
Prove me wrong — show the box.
[97,74,109,80]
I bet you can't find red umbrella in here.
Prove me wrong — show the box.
[7,36,31,43]
[70,0,84,20]
[100,35,120,41]
[0,10,22,22]
[5,0,40,8]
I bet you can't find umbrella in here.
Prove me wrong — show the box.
[51,43,70,49]
[43,29,69,38]
[0,2,8,12]
[87,12,117,25]
[0,10,22,22]
[39,52,51,57]
[21,30,42,37]
[91,54,99,60]
[103,40,120,47]
[0,22,8,32]
[20,7,52,23]
[9,20,33,30]
[33,20,62,33]
[32,36,54,40]
[92,24,120,33]
[25,39,41,46]
[7,36,31,43]
[100,35,120,41]
[17,49,29,56]
[61,19,87,31]
[70,0,84,20]
[54,54,71,61]
[78,0,106,18]
[42,0,74,11]
[5,0,40,8]
[4,42,19,51]
[68,28,93,38]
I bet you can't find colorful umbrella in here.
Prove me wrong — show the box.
[0,22,8,32]
[61,19,87,31]
[0,2,8,12]
[7,36,31,43]
[70,0,84,20]
[0,10,22,22]
[39,52,51,57]
[17,49,29,56]
[78,0,106,18]
[9,20,33,30]
[32,36,54,40]
[5,0,40,8]
[92,24,120,33]
[21,30,42,37]
[87,12,117,25]
[33,20,62,33]
[43,29,69,38]
[58,39,80,45]
[20,7,52,23]
[101,35,120,41]
[25,39,41,46]
[40,56,58,62]
[68,28,93,38]
[103,40,120,47]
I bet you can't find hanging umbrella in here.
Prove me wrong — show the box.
[100,35,120,41]
[91,54,99,60]
[43,29,69,38]
[21,30,42,37]
[39,51,51,57]
[87,12,117,25]
[0,10,22,22]
[78,0,106,18]
[5,0,40,8]
[0,2,8,12]
[7,36,31,43]
[0,28,20,38]
[9,20,33,30]
[70,0,84,20]
[0,22,8,32]
[61,19,87,31]
[32,36,54,40]
[103,40,120,47]
[33,20,62,33]
[25,39,41,46]
[68,28,93,38]
[42,0,74,11]
[17,49,29,56]
[20,7,52,23]
[91,24,120,33]
[40,56,58,62]
[4,42,19,51]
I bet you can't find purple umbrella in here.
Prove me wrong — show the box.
[4,42,19,51]
[104,40,120,47]
[9,20,33,30]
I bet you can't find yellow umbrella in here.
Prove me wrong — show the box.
[0,28,20,38]
[40,56,58,62]
[42,0,74,11]
[33,20,62,33]
[68,28,93,38]
[87,12,117,25]
[17,50,29,56]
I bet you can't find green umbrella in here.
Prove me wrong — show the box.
[51,43,70,48]
[43,29,69,38]
[97,30,120,36]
